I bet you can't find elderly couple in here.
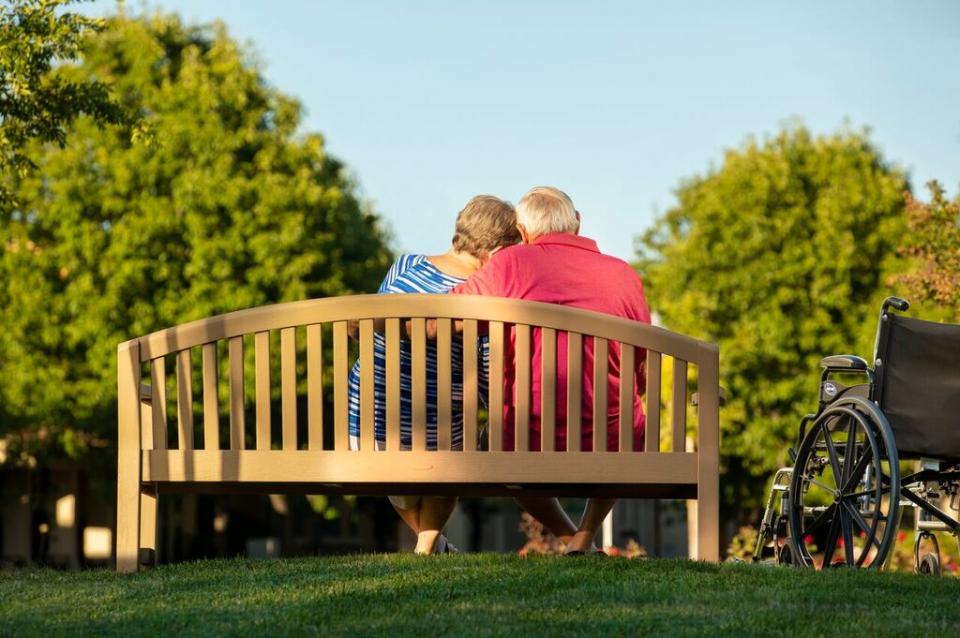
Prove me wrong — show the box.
[346,186,650,555]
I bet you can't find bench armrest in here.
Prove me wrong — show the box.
[691,386,727,408]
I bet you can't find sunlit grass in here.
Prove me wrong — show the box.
[3,554,960,637]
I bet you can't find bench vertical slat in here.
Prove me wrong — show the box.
[541,328,557,452]
[592,338,609,452]
[566,332,582,452]
[385,318,401,451]
[488,321,504,452]
[359,319,375,451]
[437,318,453,451]
[255,331,271,450]
[306,324,323,450]
[462,320,478,452]
[280,327,297,450]
[333,321,349,451]
[140,389,152,451]
[410,318,427,451]
[228,337,244,449]
[176,349,194,450]
[202,343,219,451]
[150,357,168,450]
[645,351,661,453]
[515,324,531,452]
[672,359,688,452]
[619,344,635,452]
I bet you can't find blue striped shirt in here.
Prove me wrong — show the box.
[347,254,488,449]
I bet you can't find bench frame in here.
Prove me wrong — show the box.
[116,295,720,570]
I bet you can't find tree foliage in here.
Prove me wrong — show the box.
[636,125,908,508]
[897,182,960,320]
[0,0,141,205]
[0,12,392,463]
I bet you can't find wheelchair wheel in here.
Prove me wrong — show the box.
[788,398,900,569]
[914,531,941,576]
[918,553,941,576]
[777,543,795,566]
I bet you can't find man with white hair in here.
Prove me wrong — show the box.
[451,186,650,554]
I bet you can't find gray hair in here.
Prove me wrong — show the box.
[516,186,579,237]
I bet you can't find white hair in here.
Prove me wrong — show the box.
[516,186,579,237]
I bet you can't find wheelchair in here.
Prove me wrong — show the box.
[754,297,960,571]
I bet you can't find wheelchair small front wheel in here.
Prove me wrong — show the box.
[918,553,941,576]
[777,542,796,566]
[787,401,900,569]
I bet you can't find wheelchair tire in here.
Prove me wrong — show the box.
[787,397,900,569]
[918,553,941,576]
[914,531,941,576]
[777,543,795,566]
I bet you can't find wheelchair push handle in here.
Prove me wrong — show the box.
[873,297,910,362]
[882,296,910,314]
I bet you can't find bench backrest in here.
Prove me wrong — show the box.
[120,294,719,470]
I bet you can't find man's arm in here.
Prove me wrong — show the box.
[635,356,647,398]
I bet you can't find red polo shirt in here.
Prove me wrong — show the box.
[451,233,650,451]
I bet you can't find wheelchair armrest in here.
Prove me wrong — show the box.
[819,355,869,372]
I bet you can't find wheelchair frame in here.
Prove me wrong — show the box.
[755,297,960,572]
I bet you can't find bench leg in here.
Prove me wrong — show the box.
[696,343,721,562]
[116,340,142,572]
[139,487,158,567]
[116,451,141,572]
[696,482,720,562]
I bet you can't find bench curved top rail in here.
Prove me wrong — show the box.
[134,294,716,362]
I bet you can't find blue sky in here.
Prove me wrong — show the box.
[90,1,959,261]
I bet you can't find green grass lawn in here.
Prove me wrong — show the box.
[3,555,960,637]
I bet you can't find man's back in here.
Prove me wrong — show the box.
[453,233,650,451]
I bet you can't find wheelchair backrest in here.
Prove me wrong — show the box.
[875,313,960,458]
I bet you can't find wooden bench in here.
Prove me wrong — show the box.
[116,294,720,571]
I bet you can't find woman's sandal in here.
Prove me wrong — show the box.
[428,535,461,554]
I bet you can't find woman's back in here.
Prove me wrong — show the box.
[347,254,486,449]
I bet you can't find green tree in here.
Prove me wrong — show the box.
[897,182,960,320]
[0,12,392,464]
[636,125,908,510]
[0,0,140,205]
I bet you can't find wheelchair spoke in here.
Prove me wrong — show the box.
[806,503,837,535]
[821,512,842,568]
[842,501,880,550]
[822,423,843,487]
[842,418,857,485]
[841,447,874,495]
[803,475,837,495]
[849,481,895,499]
[841,507,855,565]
